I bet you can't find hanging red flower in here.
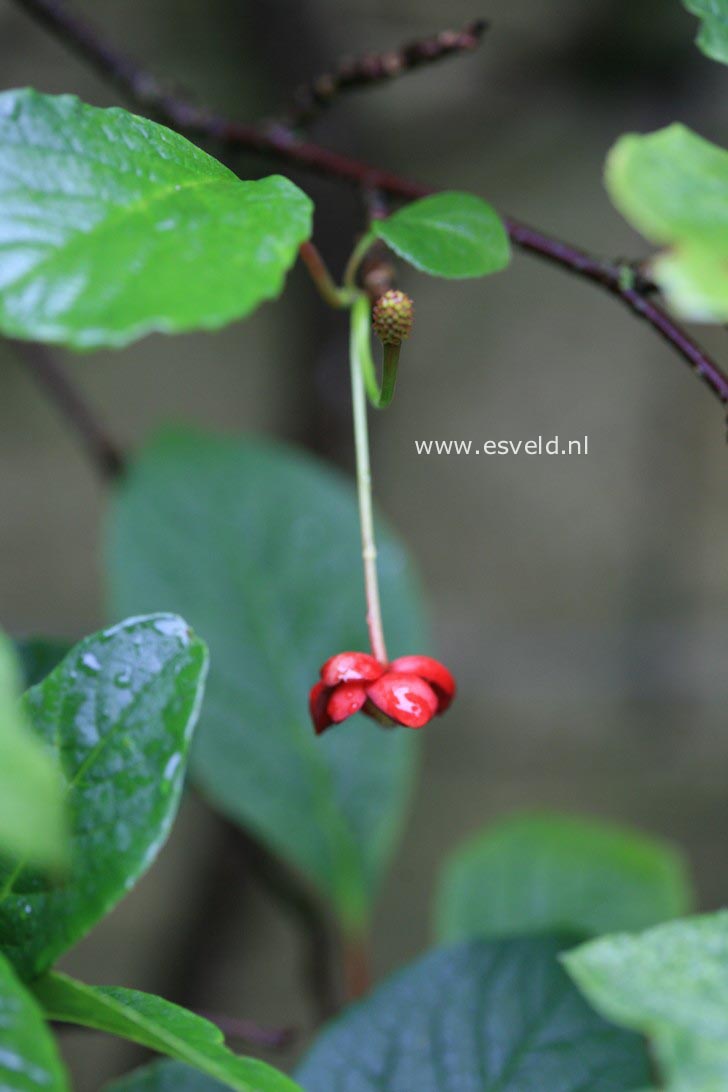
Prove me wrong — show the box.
[309,651,455,734]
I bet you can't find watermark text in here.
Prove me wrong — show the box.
[414,435,589,457]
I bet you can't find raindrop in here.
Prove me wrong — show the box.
[154,616,189,643]
[163,753,182,780]
[81,652,101,673]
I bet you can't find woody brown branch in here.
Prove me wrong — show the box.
[12,341,125,480]
[287,18,489,127]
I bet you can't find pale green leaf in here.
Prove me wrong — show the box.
[564,911,728,1092]
[683,1,728,64]
[606,123,728,320]
[0,89,312,348]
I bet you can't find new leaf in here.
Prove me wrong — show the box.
[683,1,728,64]
[372,191,510,278]
[606,123,728,320]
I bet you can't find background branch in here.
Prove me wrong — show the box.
[11,341,125,480]
[12,0,728,411]
[224,823,341,1023]
[284,18,488,128]
[196,1012,296,1051]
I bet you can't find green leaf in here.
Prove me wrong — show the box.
[106,429,425,931]
[606,123,728,320]
[371,191,510,278]
[33,972,301,1092]
[0,952,69,1092]
[683,1,728,64]
[0,89,312,349]
[0,614,208,979]
[564,911,728,1092]
[0,632,67,868]
[107,1060,225,1092]
[435,810,692,943]
[296,936,652,1091]
[14,637,70,689]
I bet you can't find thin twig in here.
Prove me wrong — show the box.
[12,0,728,411]
[285,19,489,127]
[11,341,125,480]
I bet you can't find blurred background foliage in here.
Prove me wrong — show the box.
[0,0,726,1087]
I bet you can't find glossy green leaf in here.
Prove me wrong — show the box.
[0,615,208,979]
[107,1060,225,1092]
[33,972,301,1092]
[14,638,70,689]
[564,911,728,1092]
[296,936,652,1091]
[372,191,510,278]
[0,632,67,868]
[0,952,69,1092]
[436,811,691,943]
[683,1,728,64]
[0,89,312,348]
[106,430,426,931]
[606,124,728,320]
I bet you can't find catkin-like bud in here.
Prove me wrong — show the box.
[372,290,414,346]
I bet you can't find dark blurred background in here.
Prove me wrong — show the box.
[1,0,727,1087]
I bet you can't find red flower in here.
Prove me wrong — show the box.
[309,651,455,734]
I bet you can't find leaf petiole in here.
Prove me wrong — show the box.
[343,231,376,290]
[299,241,356,308]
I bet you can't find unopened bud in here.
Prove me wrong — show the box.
[372,290,414,346]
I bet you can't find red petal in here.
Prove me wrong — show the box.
[309,681,333,735]
[366,672,438,729]
[327,681,367,723]
[321,651,384,687]
[389,655,456,712]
